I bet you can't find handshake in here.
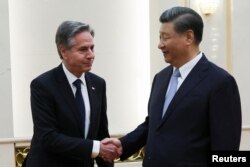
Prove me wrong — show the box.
[98,138,123,162]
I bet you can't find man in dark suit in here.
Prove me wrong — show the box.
[104,6,242,166]
[24,21,119,167]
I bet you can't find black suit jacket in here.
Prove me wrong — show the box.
[24,64,113,167]
[120,55,241,167]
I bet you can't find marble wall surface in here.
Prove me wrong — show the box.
[0,0,13,138]
[8,0,150,137]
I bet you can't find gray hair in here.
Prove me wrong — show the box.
[55,21,95,59]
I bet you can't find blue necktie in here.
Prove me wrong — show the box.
[162,69,181,117]
[73,79,86,136]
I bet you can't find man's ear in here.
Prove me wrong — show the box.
[185,30,195,45]
[59,45,67,59]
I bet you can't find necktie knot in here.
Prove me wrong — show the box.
[73,79,82,90]
[173,69,181,78]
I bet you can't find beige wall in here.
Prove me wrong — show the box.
[232,0,250,149]
[232,0,250,127]
[0,0,13,138]
[9,0,150,136]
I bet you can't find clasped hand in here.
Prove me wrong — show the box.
[99,138,122,162]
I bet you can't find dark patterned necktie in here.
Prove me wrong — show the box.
[73,79,86,136]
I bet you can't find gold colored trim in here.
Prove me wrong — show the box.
[111,135,144,162]
[14,145,143,166]
[12,135,143,166]
[16,147,30,167]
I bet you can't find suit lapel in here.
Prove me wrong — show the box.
[54,64,84,135]
[85,73,97,138]
[157,55,210,129]
[154,67,173,123]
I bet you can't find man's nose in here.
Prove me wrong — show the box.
[87,48,94,57]
[158,41,164,49]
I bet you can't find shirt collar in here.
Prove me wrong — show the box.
[62,63,86,86]
[174,52,203,79]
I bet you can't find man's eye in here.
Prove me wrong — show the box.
[160,36,169,41]
[90,46,94,51]
[80,48,88,52]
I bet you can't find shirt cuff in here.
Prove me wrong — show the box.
[91,140,100,158]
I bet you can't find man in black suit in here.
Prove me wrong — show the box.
[104,6,242,166]
[24,21,119,167]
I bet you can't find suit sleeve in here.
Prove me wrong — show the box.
[209,75,241,150]
[96,80,110,140]
[30,79,93,159]
[119,117,149,160]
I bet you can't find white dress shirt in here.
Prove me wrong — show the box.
[171,52,203,91]
[62,63,100,158]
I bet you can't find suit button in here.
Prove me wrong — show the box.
[148,156,151,160]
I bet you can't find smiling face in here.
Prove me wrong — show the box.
[60,31,95,77]
[158,22,190,68]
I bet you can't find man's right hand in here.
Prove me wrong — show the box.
[99,138,123,162]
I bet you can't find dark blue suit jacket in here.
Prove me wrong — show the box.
[120,55,241,167]
[24,64,113,167]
